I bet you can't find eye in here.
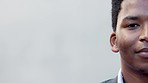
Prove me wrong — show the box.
[127,23,140,29]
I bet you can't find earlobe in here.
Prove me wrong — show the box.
[110,32,119,53]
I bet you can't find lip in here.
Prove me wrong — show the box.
[136,48,148,58]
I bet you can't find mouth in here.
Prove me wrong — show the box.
[136,48,148,58]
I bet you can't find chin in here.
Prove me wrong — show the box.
[135,66,148,75]
[138,69,148,75]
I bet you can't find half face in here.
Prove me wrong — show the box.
[110,0,148,74]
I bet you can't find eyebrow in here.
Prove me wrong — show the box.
[123,16,139,21]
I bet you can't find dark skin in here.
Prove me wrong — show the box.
[110,0,148,83]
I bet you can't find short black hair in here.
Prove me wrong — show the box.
[112,0,123,32]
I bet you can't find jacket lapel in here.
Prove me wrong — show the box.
[101,76,117,83]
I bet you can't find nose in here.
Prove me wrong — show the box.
[139,24,148,42]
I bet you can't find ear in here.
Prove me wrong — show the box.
[110,32,119,53]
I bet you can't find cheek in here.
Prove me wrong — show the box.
[117,34,135,65]
[117,33,137,54]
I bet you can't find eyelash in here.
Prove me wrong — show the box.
[127,23,140,29]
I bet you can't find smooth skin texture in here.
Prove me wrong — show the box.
[110,0,148,83]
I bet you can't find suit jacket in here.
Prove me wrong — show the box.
[101,77,117,83]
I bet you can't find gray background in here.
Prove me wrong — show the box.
[0,0,120,83]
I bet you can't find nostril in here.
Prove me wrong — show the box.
[139,36,148,42]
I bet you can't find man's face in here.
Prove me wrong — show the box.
[111,0,148,73]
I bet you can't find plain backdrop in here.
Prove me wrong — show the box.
[0,0,120,83]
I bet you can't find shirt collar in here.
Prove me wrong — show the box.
[118,69,124,83]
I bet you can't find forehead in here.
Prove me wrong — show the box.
[119,0,148,17]
[116,0,148,26]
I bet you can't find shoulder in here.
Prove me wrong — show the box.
[101,77,117,83]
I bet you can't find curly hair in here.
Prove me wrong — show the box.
[112,0,124,32]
